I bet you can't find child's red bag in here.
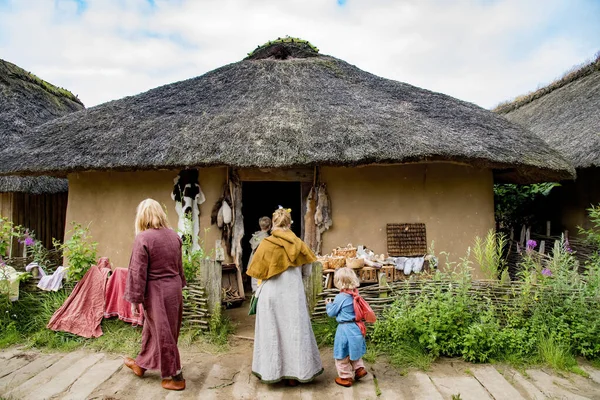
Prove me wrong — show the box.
[342,289,377,336]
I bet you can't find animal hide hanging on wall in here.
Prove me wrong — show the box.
[315,183,332,255]
[171,169,205,251]
[211,183,233,257]
[303,186,318,252]
[229,172,244,268]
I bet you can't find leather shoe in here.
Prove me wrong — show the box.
[355,367,368,380]
[123,357,145,377]
[162,378,186,391]
[335,377,353,387]
[286,379,299,387]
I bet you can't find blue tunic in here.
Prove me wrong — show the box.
[326,293,367,361]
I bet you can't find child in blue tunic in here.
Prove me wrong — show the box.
[326,267,368,387]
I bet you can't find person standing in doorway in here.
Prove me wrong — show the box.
[248,216,272,293]
[247,207,323,386]
[123,199,187,391]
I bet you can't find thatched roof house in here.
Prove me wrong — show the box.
[0,39,574,274]
[0,59,84,252]
[497,54,600,233]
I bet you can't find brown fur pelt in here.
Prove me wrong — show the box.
[303,186,318,252]
[230,172,244,267]
[315,183,332,255]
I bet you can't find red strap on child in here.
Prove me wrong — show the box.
[341,289,377,336]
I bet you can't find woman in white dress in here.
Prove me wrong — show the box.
[247,207,323,386]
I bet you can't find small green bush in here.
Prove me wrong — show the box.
[370,206,600,371]
[53,223,97,282]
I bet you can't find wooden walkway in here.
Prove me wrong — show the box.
[1,345,599,399]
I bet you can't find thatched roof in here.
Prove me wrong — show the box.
[496,54,600,169]
[0,39,574,183]
[0,58,84,193]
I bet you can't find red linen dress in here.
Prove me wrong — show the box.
[124,228,186,378]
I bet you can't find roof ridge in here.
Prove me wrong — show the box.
[495,52,600,114]
[0,58,84,106]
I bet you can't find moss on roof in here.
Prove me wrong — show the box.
[1,59,83,106]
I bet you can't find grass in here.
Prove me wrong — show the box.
[0,288,230,356]
[311,318,337,347]
[385,339,434,371]
[538,335,577,372]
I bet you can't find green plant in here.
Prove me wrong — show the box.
[369,211,600,371]
[53,223,97,282]
[537,333,577,371]
[179,214,210,282]
[0,215,21,258]
[311,317,338,347]
[473,230,508,280]
[207,304,233,346]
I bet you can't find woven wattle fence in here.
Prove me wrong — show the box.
[182,281,210,331]
[311,279,597,319]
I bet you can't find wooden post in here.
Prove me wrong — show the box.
[199,259,222,313]
[546,221,551,237]
[378,273,388,298]
[539,240,545,255]
[519,225,526,246]
[304,262,323,313]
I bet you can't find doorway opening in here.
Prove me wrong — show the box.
[225,181,302,338]
[241,181,302,276]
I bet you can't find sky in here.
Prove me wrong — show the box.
[0,0,598,109]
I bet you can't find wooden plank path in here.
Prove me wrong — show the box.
[0,347,599,399]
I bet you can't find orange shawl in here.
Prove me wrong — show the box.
[246,229,316,281]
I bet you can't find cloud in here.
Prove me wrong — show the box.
[0,0,598,109]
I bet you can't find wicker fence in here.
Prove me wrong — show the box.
[312,278,597,319]
[182,281,210,331]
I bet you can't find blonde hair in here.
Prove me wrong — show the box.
[334,267,360,290]
[272,208,291,229]
[259,216,272,231]
[135,199,170,235]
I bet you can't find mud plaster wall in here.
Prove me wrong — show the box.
[320,164,494,278]
[66,169,226,269]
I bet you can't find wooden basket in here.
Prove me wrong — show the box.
[346,258,364,269]
[359,267,377,283]
[318,258,330,269]
[329,256,346,269]
[333,246,357,258]
[382,265,396,282]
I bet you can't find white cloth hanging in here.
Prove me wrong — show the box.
[25,263,69,291]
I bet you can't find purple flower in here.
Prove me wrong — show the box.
[541,268,552,277]
[564,238,573,253]
[19,230,35,246]
[526,240,537,250]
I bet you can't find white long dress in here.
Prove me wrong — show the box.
[252,264,323,383]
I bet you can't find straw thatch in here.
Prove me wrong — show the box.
[0,40,573,183]
[0,58,84,193]
[496,54,600,169]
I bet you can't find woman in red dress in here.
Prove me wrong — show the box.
[123,198,186,391]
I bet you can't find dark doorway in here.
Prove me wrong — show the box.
[241,181,302,281]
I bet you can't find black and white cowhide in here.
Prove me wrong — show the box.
[171,169,206,250]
